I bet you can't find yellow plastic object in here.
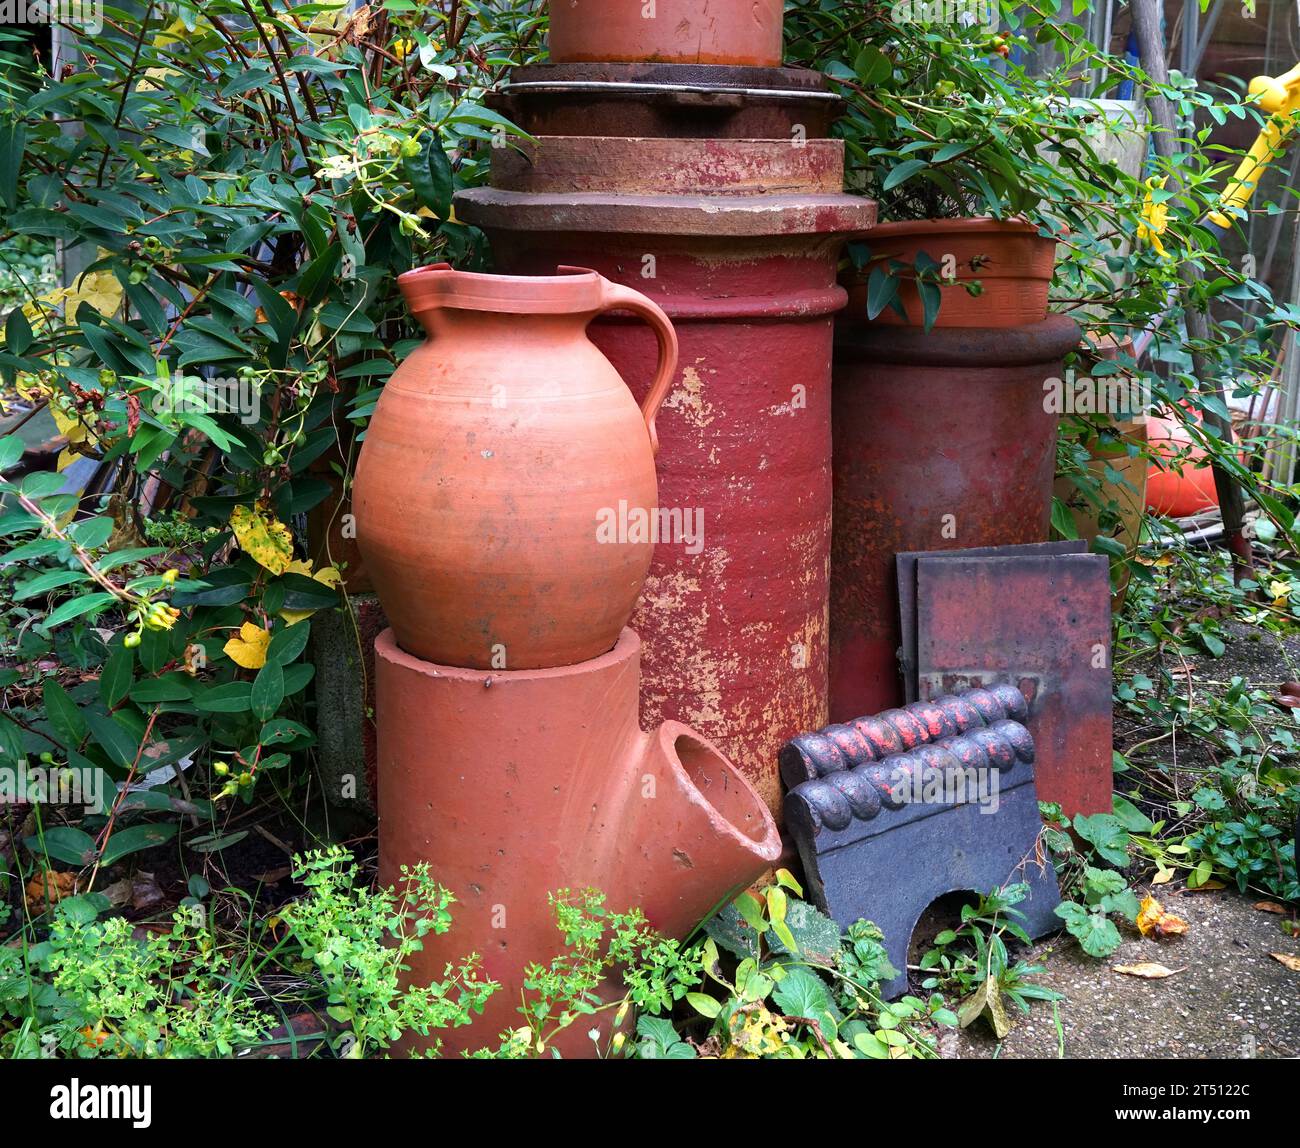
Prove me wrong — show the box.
[1208,63,1300,230]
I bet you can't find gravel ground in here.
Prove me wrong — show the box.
[945,883,1300,1059]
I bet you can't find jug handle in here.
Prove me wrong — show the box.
[595,281,679,457]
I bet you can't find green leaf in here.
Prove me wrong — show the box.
[84,710,142,771]
[193,681,254,714]
[40,592,118,632]
[1111,794,1154,833]
[882,158,928,192]
[24,826,96,868]
[268,619,311,665]
[99,641,136,708]
[1072,813,1131,866]
[14,569,90,601]
[1055,902,1122,958]
[129,676,195,704]
[686,992,722,1019]
[99,822,179,867]
[43,679,89,750]
[4,307,33,356]
[0,433,24,473]
[259,718,314,747]
[865,265,898,320]
[250,658,285,721]
[1050,496,1079,541]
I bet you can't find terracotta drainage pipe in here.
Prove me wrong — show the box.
[376,626,781,1056]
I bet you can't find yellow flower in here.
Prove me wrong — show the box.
[279,560,343,625]
[224,622,271,670]
[230,503,294,575]
[1138,176,1170,259]
[393,37,415,60]
[1269,579,1292,607]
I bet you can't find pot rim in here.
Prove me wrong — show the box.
[868,216,1049,240]
[398,262,607,315]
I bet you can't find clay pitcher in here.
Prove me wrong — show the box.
[354,264,678,670]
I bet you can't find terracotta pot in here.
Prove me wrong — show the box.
[849,218,1056,329]
[829,315,1080,721]
[354,264,678,670]
[377,626,781,1056]
[548,0,784,67]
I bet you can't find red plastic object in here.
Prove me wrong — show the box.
[1145,413,1219,517]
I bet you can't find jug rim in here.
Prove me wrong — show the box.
[398,262,606,315]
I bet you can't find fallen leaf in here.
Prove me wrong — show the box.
[1152,868,1175,885]
[1269,952,1300,972]
[1254,901,1289,915]
[1181,880,1226,892]
[1113,962,1182,979]
[958,975,1011,1039]
[1137,895,1189,939]
[25,869,78,912]
[224,621,270,670]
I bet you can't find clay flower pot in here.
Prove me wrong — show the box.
[354,264,678,670]
[851,218,1057,329]
[548,0,784,67]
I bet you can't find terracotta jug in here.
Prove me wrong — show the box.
[354,264,678,670]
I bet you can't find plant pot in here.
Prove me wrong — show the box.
[829,315,1081,721]
[849,218,1056,329]
[548,0,784,67]
[353,264,678,670]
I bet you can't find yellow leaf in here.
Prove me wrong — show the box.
[1269,952,1300,972]
[62,268,125,318]
[958,975,1011,1039]
[224,622,270,670]
[230,503,294,575]
[278,561,342,625]
[1136,895,1189,940]
[1152,868,1175,885]
[1112,962,1181,979]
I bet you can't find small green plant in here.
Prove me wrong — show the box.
[280,848,496,1059]
[1054,867,1142,958]
[918,884,1060,1031]
[682,871,957,1059]
[1,845,496,1059]
[484,887,700,1060]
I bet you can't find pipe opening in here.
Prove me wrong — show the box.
[674,733,770,843]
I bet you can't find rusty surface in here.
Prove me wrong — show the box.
[913,552,1114,817]
[829,316,1078,722]
[491,62,838,138]
[455,141,874,812]
[491,136,848,196]
[896,540,1087,703]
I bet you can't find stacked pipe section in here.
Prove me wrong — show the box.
[455,3,875,812]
